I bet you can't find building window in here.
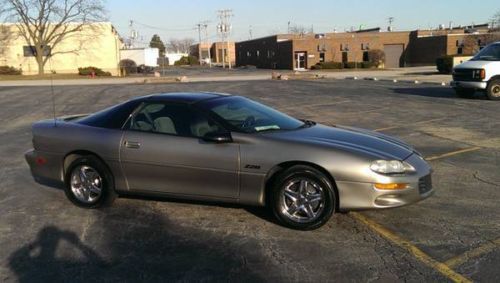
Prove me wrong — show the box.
[362,51,369,62]
[247,51,251,57]
[340,44,343,51]
[457,47,463,54]
[319,52,325,62]
[256,50,260,57]
[23,45,51,57]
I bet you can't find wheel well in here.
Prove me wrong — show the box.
[489,75,500,83]
[62,150,110,181]
[264,161,340,211]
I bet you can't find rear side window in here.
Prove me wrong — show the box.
[77,100,141,129]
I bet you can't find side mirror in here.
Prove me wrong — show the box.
[202,132,232,143]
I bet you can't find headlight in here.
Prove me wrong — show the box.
[370,160,415,174]
[472,69,485,80]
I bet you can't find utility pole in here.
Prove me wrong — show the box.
[196,23,203,65]
[387,17,394,32]
[197,21,211,66]
[287,21,291,34]
[249,25,253,39]
[128,20,138,48]
[217,9,233,69]
[204,23,212,68]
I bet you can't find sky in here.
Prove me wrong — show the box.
[106,0,500,46]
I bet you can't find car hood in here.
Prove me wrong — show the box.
[265,124,415,160]
[454,60,495,69]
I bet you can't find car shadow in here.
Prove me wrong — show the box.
[8,203,268,282]
[392,87,486,99]
[121,193,284,227]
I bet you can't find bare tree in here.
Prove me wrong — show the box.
[463,32,500,54]
[491,10,500,30]
[166,38,195,54]
[289,24,313,36]
[0,0,106,74]
[0,25,13,61]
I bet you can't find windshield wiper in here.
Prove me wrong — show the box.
[298,119,316,128]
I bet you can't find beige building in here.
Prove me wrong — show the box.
[0,22,122,75]
[190,41,236,66]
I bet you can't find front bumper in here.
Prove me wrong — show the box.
[337,154,434,210]
[450,80,487,90]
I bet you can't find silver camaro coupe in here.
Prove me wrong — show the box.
[25,92,433,230]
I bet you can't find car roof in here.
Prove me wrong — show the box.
[139,92,232,104]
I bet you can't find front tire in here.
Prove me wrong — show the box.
[64,155,116,208]
[270,165,336,230]
[455,88,475,98]
[486,79,500,100]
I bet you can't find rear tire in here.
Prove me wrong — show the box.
[454,88,475,98]
[270,165,336,230]
[64,155,116,208]
[486,79,500,100]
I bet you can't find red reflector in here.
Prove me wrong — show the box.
[35,157,47,165]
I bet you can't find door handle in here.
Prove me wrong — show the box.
[124,141,141,149]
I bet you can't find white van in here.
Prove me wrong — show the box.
[451,42,500,100]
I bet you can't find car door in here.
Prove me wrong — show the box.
[119,101,240,199]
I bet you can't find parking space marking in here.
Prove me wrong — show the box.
[351,212,472,283]
[374,118,445,132]
[444,237,500,268]
[425,147,482,161]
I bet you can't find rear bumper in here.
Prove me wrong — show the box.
[450,80,487,90]
[25,149,64,189]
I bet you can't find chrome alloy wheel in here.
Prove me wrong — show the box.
[280,178,326,223]
[492,84,500,98]
[70,165,103,203]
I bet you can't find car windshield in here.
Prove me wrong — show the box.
[199,96,307,133]
[471,44,500,61]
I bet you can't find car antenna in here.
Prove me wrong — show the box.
[48,52,57,127]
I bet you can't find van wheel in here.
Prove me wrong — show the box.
[486,79,500,100]
[455,88,475,98]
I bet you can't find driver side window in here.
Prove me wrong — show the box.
[129,102,225,138]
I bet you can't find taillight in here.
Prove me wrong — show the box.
[35,156,47,165]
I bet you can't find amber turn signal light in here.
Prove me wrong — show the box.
[374,183,409,190]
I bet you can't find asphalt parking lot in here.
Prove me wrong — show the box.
[0,79,499,282]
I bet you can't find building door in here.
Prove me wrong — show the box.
[384,44,404,68]
[294,52,307,70]
[342,52,348,67]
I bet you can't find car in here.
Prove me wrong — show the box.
[25,92,433,230]
[451,41,500,100]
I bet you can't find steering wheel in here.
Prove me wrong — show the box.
[241,116,256,129]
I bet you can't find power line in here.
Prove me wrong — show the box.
[133,20,197,32]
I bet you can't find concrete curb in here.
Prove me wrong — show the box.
[347,77,448,86]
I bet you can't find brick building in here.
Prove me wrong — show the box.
[236,24,495,70]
